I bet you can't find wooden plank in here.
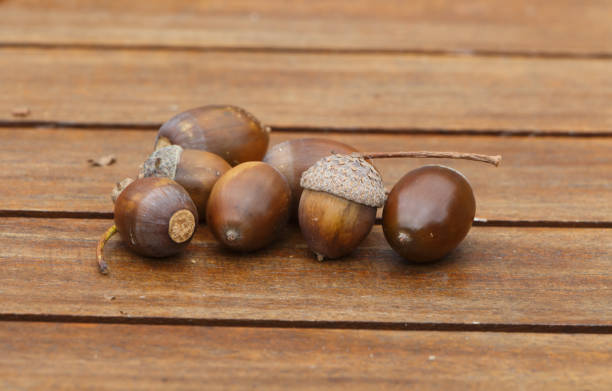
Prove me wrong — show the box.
[2,0,612,56]
[1,128,611,222]
[1,218,610,326]
[1,322,611,390]
[2,48,612,133]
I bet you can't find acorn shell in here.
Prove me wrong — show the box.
[263,138,360,218]
[114,177,198,258]
[382,165,476,263]
[140,146,231,220]
[155,105,269,165]
[299,189,376,260]
[206,162,291,252]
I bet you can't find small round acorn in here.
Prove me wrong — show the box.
[154,105,270,165]
[298,154,386,261]
[206,161,291,252]
[263,138,361,219]
[139,145,231,221]
[97,177,198,274]
[382,165,476,263]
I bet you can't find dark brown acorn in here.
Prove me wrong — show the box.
[206,161,291,252]
[383,165,476,263]
[263,138,361,218]
[155,105,269,165]
[97,177,198,274]
[298,154,386,261]
[139,145,231,220]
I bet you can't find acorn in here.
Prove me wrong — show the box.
[96,177,198,274]
[206,161,291,252]
[139,145,231,220]
[383,165,476,263]
[298,154,386,261]
[263,138,361,219]
[155,105,269,165]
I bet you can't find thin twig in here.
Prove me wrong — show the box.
[354,151,501,166]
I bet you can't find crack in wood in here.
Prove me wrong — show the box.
[1,121,612,137]
[1,210,610,227]
[0,314,610,334]
[2,42,612,61]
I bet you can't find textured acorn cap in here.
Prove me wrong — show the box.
[139,145,183,179]
[300,154,386,208]
[110,177,134,204]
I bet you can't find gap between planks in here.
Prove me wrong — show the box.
[0,211,611,228]
[1,314,611,335]
[1,122,612,137]
[2,42,612,61]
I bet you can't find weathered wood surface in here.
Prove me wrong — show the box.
[2,1,612,388]
[1,128,610,223]
[2,0,611,57]
[2,321,611,390]
[1,218,610,326]
[2,48,612,133]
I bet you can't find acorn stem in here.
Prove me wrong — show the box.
[356,151,501,166]
[97,225,117,275]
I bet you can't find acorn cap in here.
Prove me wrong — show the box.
[300,154,386,208]
[139,145,183,179]
[110,177,134,204]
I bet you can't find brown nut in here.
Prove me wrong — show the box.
[155,105,269,165]
[206,161,291,252]
[298,154,386,261]
[97,177,198,274]
[382,165,475,263]
[114,177,198,257]
[263,138,360,219]
[140,145,231,220]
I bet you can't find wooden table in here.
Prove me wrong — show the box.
[1,1,611,389]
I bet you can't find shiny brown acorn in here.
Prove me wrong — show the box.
[383,165,476,263]
[139,145,231,220]
[206,162,291,252]
[263,138,361,219]
[155,105,269,165]
[97,177,198,274]
[299,154,386,261]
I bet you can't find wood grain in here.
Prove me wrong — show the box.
[2,48,612,133]
[1,218,610,326]
[1,128,610,222]
[2,0,612,57]
[1,322,611,390]
[2,1,610,387]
